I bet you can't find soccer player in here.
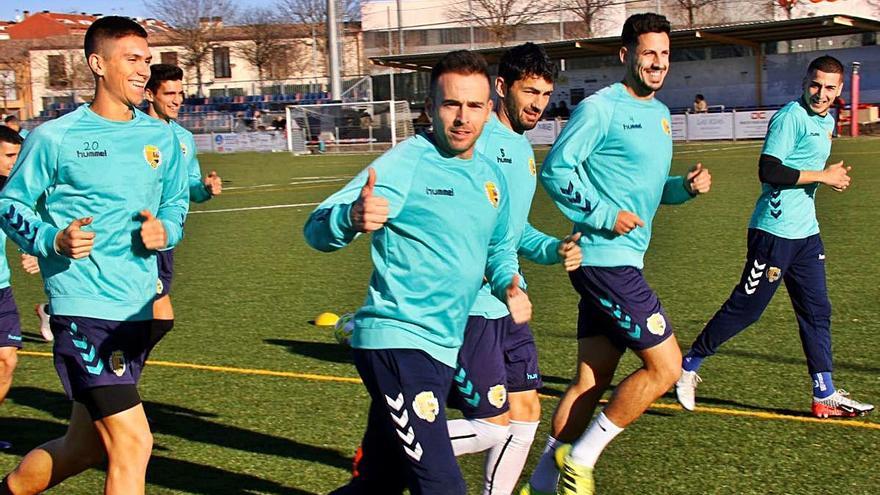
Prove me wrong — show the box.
[675,55,873,418]
[0,126,24,450]
[522,14,712,495]
[0,16,188,495]
[305,50,531,494]
[444,43,580,495]
[2,117,27,140]
[144,63,222,346]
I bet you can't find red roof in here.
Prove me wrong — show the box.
[6,12,169,39]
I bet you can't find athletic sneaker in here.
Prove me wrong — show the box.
[555,444,594,495]
[519,483,554,495]
[675,369,702,411]
[35,303,52,342]
[812,389,874,418]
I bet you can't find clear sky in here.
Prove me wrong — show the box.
[0,1,269,22]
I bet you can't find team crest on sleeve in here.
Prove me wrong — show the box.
[143,145,162,169]
[488,384,507,409]
[767,267,781,283]
[661,118,671,136]
[412,391,439,423]
[156,278,164,295]
[485,181,499,208]
[528,158,537,176]
[646,312,667,336]
[180,141,188,156]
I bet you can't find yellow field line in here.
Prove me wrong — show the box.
[18,351,361,384]
[19,351,878,430]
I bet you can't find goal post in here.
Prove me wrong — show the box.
[285,100,413,154]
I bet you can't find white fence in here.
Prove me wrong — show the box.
[525,109,779,145]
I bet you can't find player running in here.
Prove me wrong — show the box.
[0,126,25,451]
[305,50,530,495]
[0,17,188,495]
[522,13,712,495]
[144,63,222,347]
[675,55,873,419]
[444,43,580,495]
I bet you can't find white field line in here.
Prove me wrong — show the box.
[224,177,350,191]
[675,143,763,154]
[189,202,320,214]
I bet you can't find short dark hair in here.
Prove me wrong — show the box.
[0,126,23,146]
[430,50,490,97]
[498,43,558,86]
[147,64,184,93]
[3,115,18,124]
[84,16,148,59]
[807,55,844,76]
[621,13,671,48]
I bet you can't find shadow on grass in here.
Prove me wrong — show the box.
[149,455,316,495]
[721,348,880,375]
[655,390,808,417]
[265,339,354,365]
[0,418,316,495]
[7,387,352,472]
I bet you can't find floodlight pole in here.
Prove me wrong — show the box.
[327,0,343,101]
[850,62,860,138]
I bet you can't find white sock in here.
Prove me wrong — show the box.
[569,411,623,468]
[448,418,510,456]
[528,435,561,493]
[482,420,539,495]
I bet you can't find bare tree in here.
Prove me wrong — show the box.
[451,0,538,46]
[145,0,237,97]
[236,7,294,90]
[0,41,30,115]
[560,0,615,38]
[672,0,721,28]
[277,0,360,25]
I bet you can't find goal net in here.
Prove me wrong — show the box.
[285,100,413,154]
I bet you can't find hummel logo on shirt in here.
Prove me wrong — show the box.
[425,187,454,197]
[496,147,512,164]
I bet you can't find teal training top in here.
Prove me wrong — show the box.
[0,105,189,321]
[0,183,8,289]
[170,120,212,203]
[540,83,694,269]
[750,99,834,239]
[470,113,560,319]
[303,133,521,368]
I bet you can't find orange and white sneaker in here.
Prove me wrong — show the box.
[812,389,874,418]
[35,303,52,342]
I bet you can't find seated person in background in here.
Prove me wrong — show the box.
[694,94,708,113]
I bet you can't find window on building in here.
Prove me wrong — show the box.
[213,47,231,78]
[439,28,469,45]
[47,55,67,88]
[160,51,178,66]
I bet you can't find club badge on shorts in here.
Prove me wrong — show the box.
[109,350,127,377]
[488,384,507,409]
[647,312,667,336]
[767,267,781,283]
[412,391,439,423]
